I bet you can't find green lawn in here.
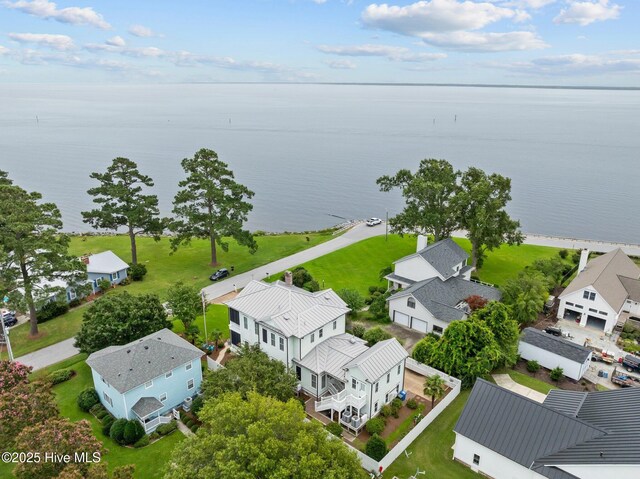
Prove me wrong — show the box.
[11,232,332,357]
[383,390,481,479]
[171,304,230,341]
[506,370,558,395]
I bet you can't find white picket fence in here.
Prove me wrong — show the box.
[206,356,224,371]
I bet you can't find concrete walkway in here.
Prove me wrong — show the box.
[201,222,386,301]
[492,374,547,403]
[177,420,195,437]
[15,338,79,371]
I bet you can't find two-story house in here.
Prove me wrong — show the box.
[225,274,408,433]
[86,328,203,433]
[386,236,501,335]
[558,248,640,333]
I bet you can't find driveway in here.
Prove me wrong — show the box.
[384,322,425,353]
[492,374,547,403]
[15,338,79,371]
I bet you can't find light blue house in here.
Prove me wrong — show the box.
[83,250,129,293]
[86,328,204,432]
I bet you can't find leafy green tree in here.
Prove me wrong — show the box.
[502,271,548,324]
[166,281,201,330]
[363,326,392,346]
[423,374,446,408]
[454,167,523,268]
[529,257,567,289]
[202,344,297,403]
[473,301,520,367]
[74,292,171,354]
[412,334,438,364]
[377,159,460,241]
[368,293,389,320]
[0,179,86,336]
[82,158,164,265]
[337,288,365,314]
[550,367,564,381]
[165,391,367,479]
[365,434,387,461]
[379,265,393,281]
[170,148,257,266]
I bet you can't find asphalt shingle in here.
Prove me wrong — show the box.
[520,328,592,364]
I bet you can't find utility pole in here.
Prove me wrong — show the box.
[201,290,208,342]
[385,209,389,242]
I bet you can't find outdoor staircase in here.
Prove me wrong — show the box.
[314,390,367,414]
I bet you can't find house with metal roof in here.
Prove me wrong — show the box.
[82,250,130,293]
[386,236,501,335]
[518,328,593,380]
[86,328,203,433]
[454,379,640,479]
[558,248,640,333]
[225,274,408,433]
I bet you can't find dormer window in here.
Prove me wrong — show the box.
[407,297,416,309]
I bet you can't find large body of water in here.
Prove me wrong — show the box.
[1,83,638,243]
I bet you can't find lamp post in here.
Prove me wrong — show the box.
[200,290,208,342]
[1,295,14,362]
[385,209,389,242]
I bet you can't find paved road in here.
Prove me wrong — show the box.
[201,222,386,301]
[15,338,79,371]
[521,233,640,256]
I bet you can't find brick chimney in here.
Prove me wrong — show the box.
[284,271,293,286]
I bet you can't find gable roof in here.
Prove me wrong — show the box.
[295,334,368,380]
[86,328,203,394]
[394,238,469,280]
[542,390,588,417]
[619,275,640,303]
[344,338,408,382]
[455,379,607,479]
[225,280,349,338]
[520,328,592,364]
[560,249,640,312]
[389,276,501,323]
[131,397,164,419]
[86,250,130,274]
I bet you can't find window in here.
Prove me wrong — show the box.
[433,325,443,335]
[407,297,416,309]
[231,330,241,346]
[319,328,323,339]
[589,308,597,313]
[255,323,259,335]
[599,311,608,316]
[351,378,357,389]
[375,382,379,393]
[386,373,390,384]
[566,301,575,306]
[473,454,480,466]
[67,289,76,301]
[321,375,326,389]
[113,271,120,280]
[159,392,167,403]
[187,379,194,389]
[279,337,285,351]
[145,380,153,389]
[165,371,173,379]
[311,374,317,389]
[185,362,192,371]
[310,333,315,343]
[397,364,401,375]
[243,316,248,329]
[270,332,275,346]
[374,401,379,412]
[103,392,113,407]
[583,291,596,301]
[296,366,302,380]
[333,320,337,330]
[262,328,268,343]
[229,308,240,325]
[575,304,583,309]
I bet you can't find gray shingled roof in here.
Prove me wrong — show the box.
[384,272,415,286]
[389,276,501,323]
[619,275,640,302]
[344,338,408,382]
[294,334,368,380]
[393,238,469,280]
[131,397,164,418]
[455,379,606,479]
[520,328,592,363]
[86,328,203,393]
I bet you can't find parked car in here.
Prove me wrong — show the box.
[543,326,562,337]
[209,268,229,281]
[1,309,17,328]
[366,217,382,227]
[623,354,640,373]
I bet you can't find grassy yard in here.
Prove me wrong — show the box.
[171,304,230,341]
[11,232,331,357]
[503,370,558,395]
[382,390,481,479]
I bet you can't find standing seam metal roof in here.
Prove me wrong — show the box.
[520,328,592,363]
[86,250,129,274]
[294,334,368,380]
[344,338,408,382]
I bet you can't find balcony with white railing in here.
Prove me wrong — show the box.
[141,414,172,433]
[314,389,367,414]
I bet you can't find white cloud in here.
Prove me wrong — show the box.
[421,31,547,51]
[128,24,162,38]
[317,43,447,61]
[4,0,110,29]
[553,0,621,26]
[312,0,328,3]
[0,45,9,55]
[105,36,125,47]
[324,59,357,69]
[361,0,518,35]
[498,52,640,76]
[8,32,74,50]
[500,0,556,8]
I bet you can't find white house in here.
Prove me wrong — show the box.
[386,237,501,335]
[558,248,640,333]
[225,274,408,433]
[454,379,640,479]
[518,328,592,380]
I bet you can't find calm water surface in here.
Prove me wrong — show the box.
[0,83,638,242]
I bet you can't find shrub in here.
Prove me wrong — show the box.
[190,425,199,433]
[129,263,148,281]
[69,298,82,308]
[133,435,149,448]
[325,422,343,438]
[352,324,365,338]
[571,251,581,264]
[550,367,563,381]
[185,419,194,428]
[368,286,379,295]
[526,360,540,373]
[49,368,74,385]
[365,434,387,461]
[148,432,160,442]
[303,280,319,292]
[406,398,418,410]
[89,403,105,414]
[102,416,115,436]
[379,404,392,418]
[363,327,392,346]
[558,249,569,259]
[377,286,387,294]
[96,411,109,421]
[337,289,365,313]
[156,421,177,436]
[391,398,403,411]
[37,300,69,323]
[369,295,389,320]
[365,417,386,435]
[123,420,145,445]
[110,418,128,444]
[191,396,204,417]
[77,388,100,411]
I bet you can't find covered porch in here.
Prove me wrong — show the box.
[132,397,172,433]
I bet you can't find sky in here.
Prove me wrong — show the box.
[0,0,638,86]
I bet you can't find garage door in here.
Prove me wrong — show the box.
[393,311,410,327]
[411,317,428,333]
[563,309,581,321]
[586,315,607,331]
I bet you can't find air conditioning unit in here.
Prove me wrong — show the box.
[183,396,193,412]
